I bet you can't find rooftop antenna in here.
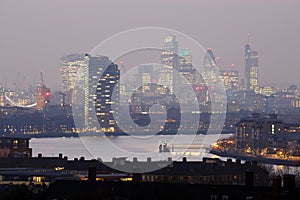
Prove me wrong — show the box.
[247,33,250,44]
[40,70,44,86]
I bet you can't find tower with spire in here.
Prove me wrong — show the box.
[244,35,259,92]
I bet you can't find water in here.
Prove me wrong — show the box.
[30,134,233,162]
[30,136,93,159]
[29,134,300,176]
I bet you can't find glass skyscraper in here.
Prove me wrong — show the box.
[160,34,178,94]
[60,54,86,94]
[245,42,259,92]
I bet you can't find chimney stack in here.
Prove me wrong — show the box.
[283,174,295,192]
[245,171,254,186]
[88,167,96,182]
[272,175,281,197]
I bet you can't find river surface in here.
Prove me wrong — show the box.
[29,134,300,176]
[29,134,233,162]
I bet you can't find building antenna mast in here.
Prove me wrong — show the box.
[247,33,250,44]
[40,70,44,86]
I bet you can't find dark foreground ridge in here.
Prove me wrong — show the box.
[46,181,275,200]
[0,155,300,199]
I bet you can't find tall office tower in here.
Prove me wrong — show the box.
[60,54,86,106]
[160,34,178,93]
[84,54,119,131]
[202,49,218,90]
[219,69,239,102]
[60,54,86,93]
[60,54,86,105]
[137,64,154,92]
[177,48,195,84]
[219,70,239,91]
[96,63,120,133]
[245,41,259,92]
[176,48,197,103]
[203,48,217,67]
[202,49,228,106]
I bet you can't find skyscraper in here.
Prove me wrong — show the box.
[202,49,227,106]
[202,48,218,98]
[60,54,86,93]
[95,62,120,133]
[60,54,86,106]
[176,48,197,103]
[160,34,178,93]
[203,48,217,67]
[84,54,120,131]
[138,64,154,92]
[161,34,178,66]
[245,41,259,92]
[177,48,195,84]
[219,69,239,92]
[219,69,239,101]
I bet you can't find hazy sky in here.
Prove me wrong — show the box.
[1,0,299,90]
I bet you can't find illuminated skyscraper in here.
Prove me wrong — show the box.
[84,54,119,131]
[219,69,239,101]
[60,54,86,106]
[161,34,178,66]
[160,34,178,93]
[176,48,197,103]
[177,48,195,84]
[219,69,239,91]
[138,64,154,92]
[60,54,86,93]
[203,48,217,67]
[202,49,218,94]
[245,41,259,92]
[95,62,120,133]
[202,49,227,105]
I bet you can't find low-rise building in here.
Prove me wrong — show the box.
[0,137,32,158]
[235,114,285,154]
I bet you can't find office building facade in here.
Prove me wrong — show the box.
[245,42,259,92]
[160,35,178,94]
[84,54,120,132]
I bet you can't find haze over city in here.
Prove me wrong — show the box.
[2,1,300,199]
[1,0,300,90]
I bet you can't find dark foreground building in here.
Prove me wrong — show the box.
[0,137,31,158]
[0,155,299,199]
[45,176,300,200]
[0,155,268,186]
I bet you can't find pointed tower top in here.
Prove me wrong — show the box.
[247,33,250,44]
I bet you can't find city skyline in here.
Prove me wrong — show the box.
[1,32,300,113]
[0,0,300,90]
[2,1,300,197]
[1,27,300,185]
